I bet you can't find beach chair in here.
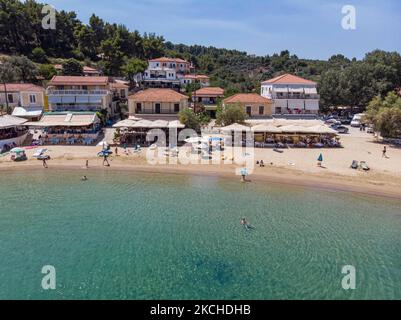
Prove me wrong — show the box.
[359,161,370,171]
[350,160,359,169]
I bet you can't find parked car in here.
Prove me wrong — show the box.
[351,114,363,127]
[340,118,352,125]
[326,118,341,125]
[335,126,349,134]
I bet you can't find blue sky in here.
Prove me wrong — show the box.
[49,0,401,60]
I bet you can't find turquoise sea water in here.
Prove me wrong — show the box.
[0,169,400,300]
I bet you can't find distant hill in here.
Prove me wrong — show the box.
[1,0,400,110]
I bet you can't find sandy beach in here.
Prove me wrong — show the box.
[1,127,401,199]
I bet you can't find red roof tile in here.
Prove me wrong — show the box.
[48,76,109,86]
[262,73,316,85]
[149,57,190,64]
[224,93,272,104]
[194,87,224,97]
[1,83,44,92]
[129,89,188,102]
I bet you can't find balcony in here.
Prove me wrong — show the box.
[47,89,109,95]
[273,94,320,100]
[50,105,103,112]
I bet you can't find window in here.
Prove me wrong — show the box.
[136,103,142,113]
[7,94,13,103]
[259,106,264,115]
[174,104,180,113]
[246,106,252,117]
[29,94,36,104]
[275,107,282,114]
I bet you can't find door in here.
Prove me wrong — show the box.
[155,103,161,114]
[246,106,252,117]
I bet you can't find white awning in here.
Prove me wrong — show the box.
[220,123,251,132]
[12,107,43,118]
[0,115,28,129]
[26,113,100,127]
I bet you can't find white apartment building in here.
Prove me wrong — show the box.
[261,74,320,114]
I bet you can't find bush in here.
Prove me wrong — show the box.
[179,108,200,131]
[216,103,247,126]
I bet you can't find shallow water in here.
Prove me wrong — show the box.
[0,169,400,300]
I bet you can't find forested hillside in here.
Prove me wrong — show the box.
[1,0,401,110]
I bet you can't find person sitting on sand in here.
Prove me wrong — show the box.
[260,160,265,167]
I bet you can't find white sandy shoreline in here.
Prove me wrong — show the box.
[1,128,401,199]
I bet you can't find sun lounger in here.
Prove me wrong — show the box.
[351,160,359,169]
[359,161,370,171]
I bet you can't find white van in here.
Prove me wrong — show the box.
[351,114,363,127]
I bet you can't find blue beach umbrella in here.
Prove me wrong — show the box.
[317,154,323,162]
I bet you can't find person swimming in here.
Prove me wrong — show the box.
[81,176,88,181]
[241,218,255,230]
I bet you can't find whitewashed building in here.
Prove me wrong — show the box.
[261,74,320,114]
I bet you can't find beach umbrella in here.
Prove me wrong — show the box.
[10,147,25,153]
[317,154,323,162]
[97,141,109,149]
[184,137,202,144]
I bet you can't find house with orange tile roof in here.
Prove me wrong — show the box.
[181,74,210,87]
[144,57,193,90]
[223,93,273,118]
[192,87,224,116]
[128,88,189,120]
[261,73,320,115]
[148,57,191,74]
[46,76,116,116]
[0,83,45,120]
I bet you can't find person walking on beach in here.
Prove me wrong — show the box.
[103,154,110,167]
[85,160,89,169]
[382,146,387,158]
[115,147,119,156]
[317,153,323,167]
[42,158,48,168]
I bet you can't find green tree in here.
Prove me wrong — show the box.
[142,33,165,59]
[38,64,57,80]
[7,55,37,82]
[62,58,83,76]
[74,25,97,59]
[178,108,200,131]
[216,103,247,126]
[0,62,20,113]
[365,92,401,138]
[31,47,48,63]
[121,58,147,86]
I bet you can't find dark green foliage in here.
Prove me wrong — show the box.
[1,1,400,112]
[62,58,83,76]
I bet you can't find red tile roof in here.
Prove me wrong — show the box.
[149,57,190,64]
[83,66,100,73]
[194,87,224,97]
[129,89,188,102]
[224,93,272,104]
[1,83,44,92]
[262,73,316,85]
[48,76,109,86]
[54,65,99,73]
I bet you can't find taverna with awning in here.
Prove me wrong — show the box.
[26,112,101,145]
[219,119,340,148]
[112,117,186,146]
[0,115,29,150]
